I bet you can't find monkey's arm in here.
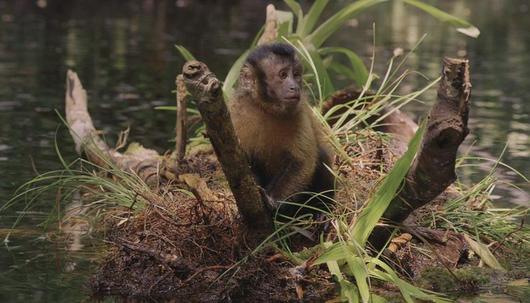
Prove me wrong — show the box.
[264,153,313,207]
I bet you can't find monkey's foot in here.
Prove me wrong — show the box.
[258,187,278,212]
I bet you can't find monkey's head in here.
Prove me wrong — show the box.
[238,43,303,116]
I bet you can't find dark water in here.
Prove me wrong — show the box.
[0,0,528,301]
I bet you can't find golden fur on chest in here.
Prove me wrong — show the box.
[230,100,318,173]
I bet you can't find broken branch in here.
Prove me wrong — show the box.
[181,61,273,231]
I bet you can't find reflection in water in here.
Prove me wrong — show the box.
[0,0,528,301]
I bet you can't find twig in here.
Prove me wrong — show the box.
[115,238,191,273]
[179,265,232,286]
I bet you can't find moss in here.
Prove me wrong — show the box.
[418,267,491,293]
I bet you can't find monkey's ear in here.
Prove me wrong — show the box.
[239,63,257,91]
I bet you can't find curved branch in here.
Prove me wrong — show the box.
[65,70,172,185]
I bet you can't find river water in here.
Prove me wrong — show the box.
[0,0,528,301]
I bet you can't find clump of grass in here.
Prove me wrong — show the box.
[420,156,529,253]
[1,141,184,244]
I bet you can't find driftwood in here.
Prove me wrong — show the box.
[181,61,273,231]
[368,58,471,249]
[65,70,174,185]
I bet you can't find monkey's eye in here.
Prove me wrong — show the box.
[279,70,288,80]
[293,71,301,78]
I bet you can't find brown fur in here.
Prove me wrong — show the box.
[229,48,335,212]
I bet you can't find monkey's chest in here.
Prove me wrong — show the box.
[242,122,316,172]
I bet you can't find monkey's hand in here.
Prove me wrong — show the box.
[258,186,278,212]
[182,60,221,101]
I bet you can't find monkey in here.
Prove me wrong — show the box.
[228,43,335,217]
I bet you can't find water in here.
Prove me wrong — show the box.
[0,0,528,301]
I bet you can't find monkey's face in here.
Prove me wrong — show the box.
[259,56,303,115]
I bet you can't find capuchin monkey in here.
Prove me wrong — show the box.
[229,43,335,216]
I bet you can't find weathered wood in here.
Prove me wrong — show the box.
[175,74,189,161]
[181,61,273,231]
[65,70,172,185]
[257,4,278,46]
[65,70,112,167]
[369,58,471,250]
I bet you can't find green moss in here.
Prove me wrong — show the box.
[418,267,491,293]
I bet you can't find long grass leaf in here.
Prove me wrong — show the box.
[308,0,388,48]
[340,279,360,303]
[283,0,304,35]
[320,47,368,86]
[223,50,250,97]
[403,0,480,38]
[350,122,426,246]
[276,10,294,38]
[345,255,370,303]
[314,242,348,265]
[301,0,330,37]
[175,45,196,61]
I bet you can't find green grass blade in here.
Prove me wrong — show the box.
[276,10,294,38]
[175,45,196,61]
[403,0,480,38]
[345,255,370,303]
[328,61,358,81]
[370,259,449,303]
[320,47,368,86]
[283,0,304,35]
[223,50,250,97]
[371,294,387,303]
[300,0,330,37]
[154,106,177,111]
[308,0,388,48]
[306,47,335,101]
[350,122,426,247]
[340,279,360,303]
[314,242,349,265]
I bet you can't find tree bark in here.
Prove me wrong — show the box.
[368,58,471,250]
[181,61,273,231]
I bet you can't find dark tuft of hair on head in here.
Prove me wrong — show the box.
[246,43,297,68]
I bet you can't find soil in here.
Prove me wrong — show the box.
[88,150,337,302]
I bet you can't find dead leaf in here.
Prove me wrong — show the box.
[463,234,505,271]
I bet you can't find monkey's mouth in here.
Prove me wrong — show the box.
[283,95,300,103]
